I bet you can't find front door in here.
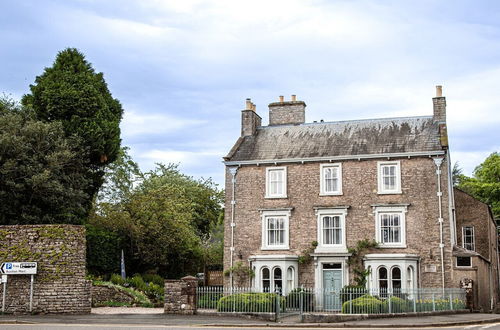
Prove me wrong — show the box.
[323,263,343,310]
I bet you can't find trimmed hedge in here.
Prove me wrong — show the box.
[217,292,285,312]
[341,295,384,314]
[286,288,315,311]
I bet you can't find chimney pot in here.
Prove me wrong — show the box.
[245,98,252,110]
[291,94,297,102]
[436,85,443,97]
[279,95,284,102]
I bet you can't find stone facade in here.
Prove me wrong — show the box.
[223,156,454,288]
[222,92,499,311]
[164,276,198,314]
[0,225,91,314]
[453,188,499,311]
[91,284,136,307]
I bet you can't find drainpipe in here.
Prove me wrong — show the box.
[228,167,238,289]
[445,152,457,245]
[434,157,446,291]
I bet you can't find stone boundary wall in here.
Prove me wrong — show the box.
[164,276,197,314]
[91,284,136,307]
[0,225,91,314]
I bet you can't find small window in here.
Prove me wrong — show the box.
[379,267,388,295]
[320,164,342,195]
[457,256,472,267]
[266,167,287,198]
[463,227,475,251]
[407,266,414,291]
[392,267,401,292]
[378,161,401,194]
[273,267,282,293]
[286,267,295,291]
[262,267,270,291]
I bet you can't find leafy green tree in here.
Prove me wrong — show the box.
[0,97,90,225]
[97,146,142,205]
[22,48,123,212]
[457,152,500,218]
[139,164,224,238]
[87,163,223,278]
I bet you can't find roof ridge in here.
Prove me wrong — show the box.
[258,115,433,129]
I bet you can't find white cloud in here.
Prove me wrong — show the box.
[121,110,205,137]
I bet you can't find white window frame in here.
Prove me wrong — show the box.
[374,206,407,248]
[261,210,290,250]
[265,167,287,198]
[320,163,343,196]
[462,226,475,251]
[377,161,402,194]
[315,208,348,253]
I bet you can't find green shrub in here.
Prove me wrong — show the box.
[340,285,367,305]
[110,273,125,286]
[198,293,223,309]
[341,295,384,314]
[142,274,164,287]
[285,288,315,312]
[100,300,132,307]
[383,296,411,313]
[217,292,285,313]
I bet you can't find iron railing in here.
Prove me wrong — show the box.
[196,286,466,315]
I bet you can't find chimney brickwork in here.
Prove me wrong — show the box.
[241,98,261,136]
[268,95,306,126]
[433,85,446,124]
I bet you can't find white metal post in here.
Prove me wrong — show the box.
[2,277,6,314]
[29,274,34,313]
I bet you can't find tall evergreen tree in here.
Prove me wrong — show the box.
[22,48,123,211]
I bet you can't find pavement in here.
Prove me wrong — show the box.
[1,308,500,328]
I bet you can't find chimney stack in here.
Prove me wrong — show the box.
[268,94,306,126]
[241,98,261,136]
[432,85,446,124]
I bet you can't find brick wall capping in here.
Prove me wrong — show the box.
[181,275,198,281]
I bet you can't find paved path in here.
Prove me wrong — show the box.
[2,310,500,328]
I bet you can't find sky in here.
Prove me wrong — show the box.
[1,0,499,187]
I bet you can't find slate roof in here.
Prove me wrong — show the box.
[225,116,443,162]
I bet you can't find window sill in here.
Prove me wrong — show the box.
[377,190,402,195]
[265,195,288,199]
[377,244,407,249]
[319,192,343,196]
[261,246,290,251]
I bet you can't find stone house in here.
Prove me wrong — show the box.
[222,88,499,311]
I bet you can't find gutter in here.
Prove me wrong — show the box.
[224,150,446,166]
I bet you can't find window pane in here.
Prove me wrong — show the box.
[380,213,401,243]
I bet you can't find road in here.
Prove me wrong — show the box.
[2,324,500,330]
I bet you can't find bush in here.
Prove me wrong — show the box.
[142,274,164,287]
[285,288,315,311]
[340,285,367,305]
[198,293,223,309]
[383,296,412,313]
[217,293,285,313]
[341,295,384,314]
[110,273,126,286]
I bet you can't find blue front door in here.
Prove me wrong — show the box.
[323,265,343,310]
